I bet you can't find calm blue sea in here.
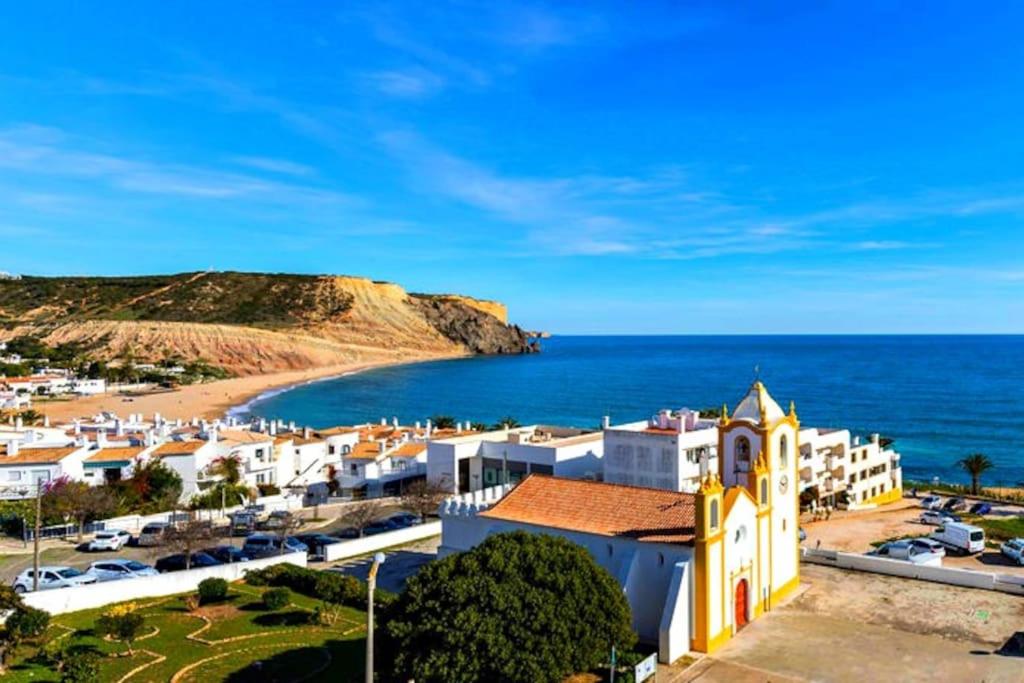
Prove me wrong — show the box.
[245,336,1024,486]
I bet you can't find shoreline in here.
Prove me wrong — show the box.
[35,352,466,424]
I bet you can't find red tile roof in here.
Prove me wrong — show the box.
[152,440,208,457]
[480,475,696,545]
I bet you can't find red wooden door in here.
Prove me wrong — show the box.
[735,579,748,628]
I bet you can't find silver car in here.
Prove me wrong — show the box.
[87,559,159,582]
[1000,538,1024,566]
[13,566,97,593]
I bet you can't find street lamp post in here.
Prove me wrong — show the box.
[365,551,386,683]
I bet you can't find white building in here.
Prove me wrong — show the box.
[440,381,805,663]
[603,409,719,493]
[0,442,92,494]
[427,425,603,494]
[71,379,106,395]
[797,427,903,509]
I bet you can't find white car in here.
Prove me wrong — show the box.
[1000,538,1024,566]
[12,566,97,593]
[88,529,132,551]
[919,495,943,510]
[870,540,943,566]
[919,510,955,526]
[906,537,946,557]
[87,559,159,582]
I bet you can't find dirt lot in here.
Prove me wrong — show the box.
[801,496,1024,575]
[685,564,1024,683]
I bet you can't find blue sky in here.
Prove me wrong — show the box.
[2,2,1023,334]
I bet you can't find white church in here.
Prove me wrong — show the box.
[439,380,802,663]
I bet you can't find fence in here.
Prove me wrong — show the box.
[802,547,1024,596]
[323,521,442,562]
[23,552,308,615]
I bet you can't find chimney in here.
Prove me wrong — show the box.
[380,417,387,426]
[8,440,18,456]
[153,412,162,427]
[258,418,267,433]
[415,420,421,431]
[425,419,432,437]
[269,422,277,436]
[191,417,199,427]
[114,418,124,437]
[97,429,107,449]
[871,433,880,445]
[392,416,399,429]
[42,415,49,428]
[14,417,23,431]
[303,426,311,439]
[601,415,611,429]
[176,418,183,428]
[144,430,154,447]
[208,426,218,444]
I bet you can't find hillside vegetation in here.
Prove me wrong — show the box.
[0,272,535,375]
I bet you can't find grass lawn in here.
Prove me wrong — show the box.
[4,582,368,682]
[964,514,1024,542]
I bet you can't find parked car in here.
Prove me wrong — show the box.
[363,519,400,536]
[87,529,132,552]
[920,510,956,526]
[930,522,985,555]
[969,502,993,515]
[138,522,170,547]
[259,510,294,531]
[999,538,1024,566]
[906,537,946,557]
[942,497,967,512]
[203,545,251,564]
[229,512,258,536]
[869,540,943,566]
[242,533,309,558]
[798,527,807,542]
[87,559,158,582]
[387,512,423,528]
[13,566,97,593]
[334,526,360,539]
[154,552,223,573]
[919,495,943,510]
[294,533,341,560]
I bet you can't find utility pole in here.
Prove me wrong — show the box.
[33,482,42,592]
[365,551,386,683]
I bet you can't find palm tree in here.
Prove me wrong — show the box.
[492,416,521,430]
[209,454,243,485]
[957,453,993,495]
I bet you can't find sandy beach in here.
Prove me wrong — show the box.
[34,351,465,424]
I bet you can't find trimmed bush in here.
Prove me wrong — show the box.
[6,606,50,640]
[60,649,100,683]
[244,564,393,610]
[197,577,229,605]
[262,587,290,611]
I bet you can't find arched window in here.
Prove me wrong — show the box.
[709,499,719,530]
[760,478,768,505]
[736,436,751,463]
[779,434,789,468]
[341,444,351,455]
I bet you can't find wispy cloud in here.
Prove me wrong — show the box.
[230,156,315,177]
[364,67,446,99]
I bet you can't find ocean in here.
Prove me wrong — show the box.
[244,335,1024,487]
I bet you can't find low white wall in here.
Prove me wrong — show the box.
[802,548,1024,595]
[24,553,308,615]
[323,521,442,562]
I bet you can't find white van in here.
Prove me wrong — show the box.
[137,522,169,547]
[930,522,985,555]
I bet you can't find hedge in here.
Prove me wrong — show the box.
[244,563,395,610]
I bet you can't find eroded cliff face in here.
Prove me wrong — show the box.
[0,272,538,375]
[410,295,537,355]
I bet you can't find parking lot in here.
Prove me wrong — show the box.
[685,563,1024,683]
[0,502,422,587]
[801,495,1024,575]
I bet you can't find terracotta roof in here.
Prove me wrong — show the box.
[218,429,273,445]
[391,442,426,458]
[347,441,381,460]
[293,436,324,447]
[86,447,145,463]
[315,426,360,437]
[643,426,680,436]
[0,446,80,465]
[480,475,697,545]
[153,440,208,457]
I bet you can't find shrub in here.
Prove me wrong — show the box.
[308,603,344,627]
[60,650,100,683]
[244,564,392,610]
[5,606,49,640]
[182,594,200,612]
[262,587,290,611]
[96,604,146,656]
[197,577,229,604]
[381,531,637,683]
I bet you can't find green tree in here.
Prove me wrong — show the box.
[469,421,488,432]
[491,415,520,430]
[0,585,49,672]
[96,603,146,656]
[382,531,636,683]
[957,453,994,495]
[430,415,456,430]
[208,454,243,485]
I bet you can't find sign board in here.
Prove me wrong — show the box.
[635,653,657,682]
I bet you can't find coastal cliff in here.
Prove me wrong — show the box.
[0,272,536,376]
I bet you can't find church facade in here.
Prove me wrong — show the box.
[439,381,802,663]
